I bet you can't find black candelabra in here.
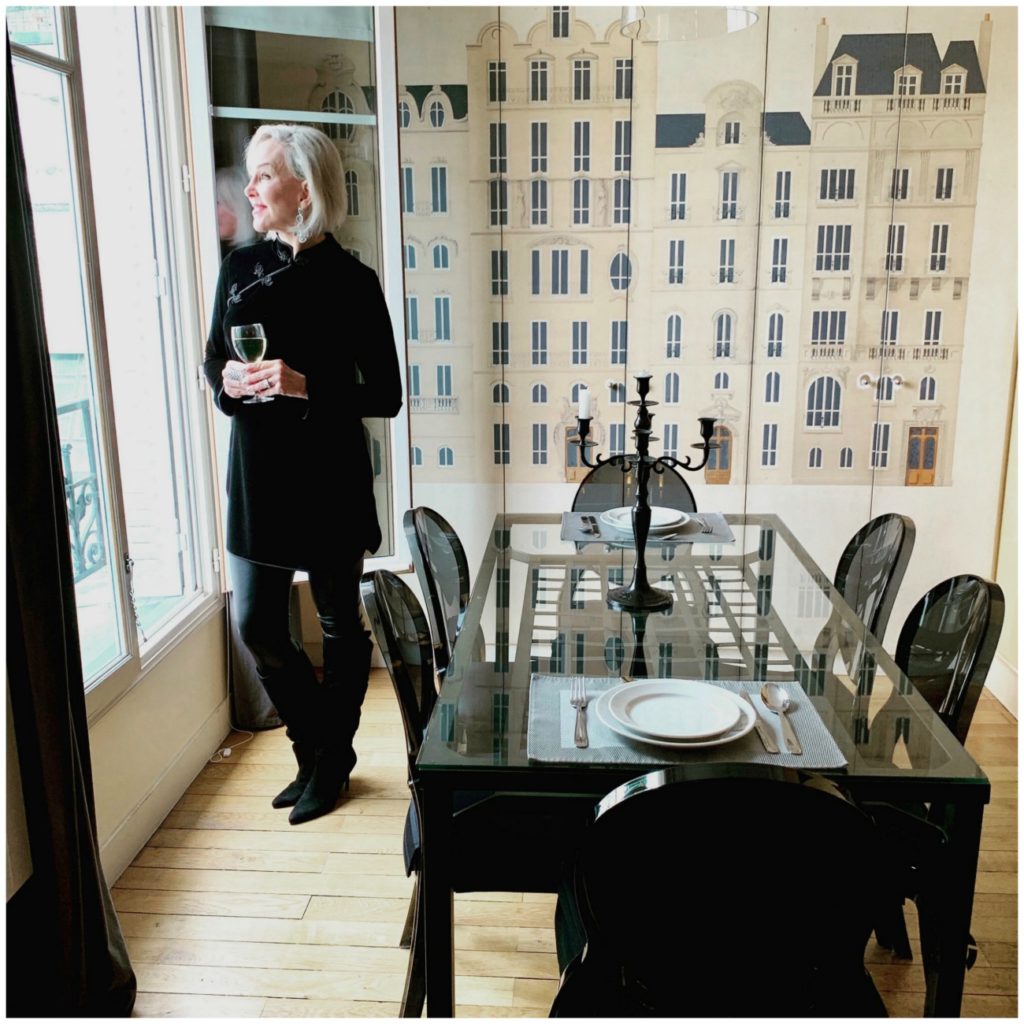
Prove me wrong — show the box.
[575,372,717,611]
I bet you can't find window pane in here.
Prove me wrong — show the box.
[7,5,63,57]
[13,57,127,681]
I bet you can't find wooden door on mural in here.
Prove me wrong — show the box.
[705,425,732,484]
[564,428,588,484]
[905,426,938,486]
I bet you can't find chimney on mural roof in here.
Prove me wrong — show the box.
[814,18,829,93]
[977,12,992,84]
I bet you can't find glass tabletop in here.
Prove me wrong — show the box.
[416,513,987,790]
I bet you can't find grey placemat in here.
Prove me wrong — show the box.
[560,511,735,545]
[527,676,847,769]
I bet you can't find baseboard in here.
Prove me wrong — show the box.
[985,653,1018,719]
[98,698,231,883]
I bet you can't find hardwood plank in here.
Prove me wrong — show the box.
[303,896,414,923]
[454,926,557,954]
[454,949,558,980]
[979,850,1018,872]
[870,964,1017,996]
[150,827,404,855]
[134,847,330,874]
[259,998,401,1017]
[163,811,405,835]
[131,992,266,1017]
[113,889,309,920]
[975,871,1017,895]
[511,978,560,1008]
[174,794,409,818]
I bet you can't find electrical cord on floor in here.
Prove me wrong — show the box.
[209,729,255,763]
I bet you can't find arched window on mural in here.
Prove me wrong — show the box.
[808,447,823,468]
[438,446,454,467]
[398,100,411,128]
[919,376,936,401]
[768,312,783,357]
[666,313,682,358]
[344,170,359,217]
[806,376,842,428]
[432,243,450,270]
[876,375,896,403]
[429,99,445,127]
[411,445,423,467]
[322,90,355,141]
[532,383,547,403]
[714,371,729,391]
[404,243,416,270]
[715,312,733,357]
[570,382,585,404]
[705,424,732,484]
[609,252,632,290]
[764,371,780,403]
[840,446,854,469]
[492,382,510,404]
[664,372,680,404]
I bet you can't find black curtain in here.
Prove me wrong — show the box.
[6,46,135,1016]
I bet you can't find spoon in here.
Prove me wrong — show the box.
[760,683,802,755]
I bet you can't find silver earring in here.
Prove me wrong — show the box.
[295,206,310,243]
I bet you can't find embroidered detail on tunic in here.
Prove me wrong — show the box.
[227,260,294,306]
[254,263,264,279]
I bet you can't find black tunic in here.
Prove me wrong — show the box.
[203,234,403,570]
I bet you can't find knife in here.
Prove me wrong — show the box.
[739,691,780,754]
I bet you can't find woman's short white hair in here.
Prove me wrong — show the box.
[245,124,347,239]
[216,166,256,247]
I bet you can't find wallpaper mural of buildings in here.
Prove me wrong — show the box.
[395,5,1016,647]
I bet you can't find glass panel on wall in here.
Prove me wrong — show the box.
[202,6,395,555]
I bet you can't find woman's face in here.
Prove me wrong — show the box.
[245,138,308,237]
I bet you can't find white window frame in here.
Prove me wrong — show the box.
[924,309,943,343]
[767,312,784,357]
[531,121,548,173]
[935,166,954,201]
[930,223,950,272]
[774,170,791,217]
[610,321,628,364]
[771,237,787,284]
[488,60,506,103]
[615,57,633,100]
[573,58,592,102]
[572,177,590,225]
[670,172,687,220]
[666,314,682,358]
[833,62,854,97]
[761,424,778,467]
[531,321,548,364]
[871,422,891,469]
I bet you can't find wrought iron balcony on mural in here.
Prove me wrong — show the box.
[57,399,107,583]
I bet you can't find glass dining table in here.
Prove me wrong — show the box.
[414,512,989,1017]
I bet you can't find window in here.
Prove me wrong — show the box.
[942,70,964,94]
[613,178,630,224]
[820,168,855,200]
[532,382,548,403]
[404,243,416,270]
[491,321,509,364]
[401,165,414,213]
[664,372,680,404]
[936,167,954,200]
[890,167,909,201]
[920,376,937,401]
[430,165,448,213]
[876,376,896,403]
[816,225,851,271]
[490,249,508,295]
[614,120,631,172]
[668,240,685,284]
[398,100,411,128]
[715,371,730,391]
[489,178,507,226]
[840,446,853,469]
[437,365,453,397]
[531,250,541,295]
[573,59,591,101]
[531,121,548,172]
[774,170,791,217]
[881,309,899,344]
[764,371,780,403]
[662,423,679,458]
[406,295,419,339]
[719,239,736,283]
[411,445,423,467]
[321,89,355,141]
[715,313,733,358]
[532,423,548,464]
[609,382,626,404]
[531,321,548,364]
[492,381,509,403]
[530,59,549,102]
[611,321,628,364]
[408,364,421,397]
[886,223,905,271]
[930,224,950,271]
[578,250,589,294]
[670,172,687,220]
[429,99,445,128]
[812,310,846,343]
[924,309,942,343]
[488,60,507,103]
[806,376,842,427]
[610,252,632,290]
[573,178,590,224]
[771,238,787,283]
[615,58,633,99]
[720,171,738,219]
[489,122,507,174]
[834,63,854,96]
[531,179,549,226]
[761,424,778,467]
[551,249,569,294]
[571,321,589,364]
[609,423,626,455]
[723,120,741,144]
[552,6,569,37]
[573,121,591,172]
[344,170,360,217]
[434,296,451,340]
[439,445,454,467]
[666,314,682,358]
[897,72,919,96]
[767,312,784,357]
[871,422,891,468]
[433,243,450,270]
[570,382,585,404]
[808,447,823,469]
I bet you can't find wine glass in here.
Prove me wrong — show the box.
[230,323,273,404]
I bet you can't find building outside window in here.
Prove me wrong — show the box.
[720,171,738,219]
[532,382,548,402]
[530,59,549,102]
[876,375,896,402]
[399,100,411,127]
[430,165,447,213]
[615,57,632,99]
[719,238,736,283]
[816,224,851,271]
[406,295,419,339]
[489,122,507,174]
[404,242,416,270]
[531,121,548,172]
[428,99,445,127]
[771,237,787,283]
[812,310,845,344]
[490,249,508,295]
[943,70,964,94]
[924,309,942,343]
[552,6,569,37]
[715,312,733,357]
[492,320,509,364]
[437,364,453,397]
[666,314,682,358]
[552,248,569,294]
[809,447,823,468]
[886,223,905,271]
[611,320,627,364]
[723,120,740,144]
[609,422,626,454]
[806,376,842,427]
[532,423,548,464]
[571,320,588,364]
[321,89,355,141]
[820,167,855,200]
[573,120,590,171]
[662,423,679,458]
[896,72,919,95]
[670,172,686,220]
[610,252,631,290]
[488,60,506,102]
[668,239,685,284]
[931,224,950,271]
[768,312,784,357]
[936,166,954,200]
[408,364,420,397]
[493,422,511,464]
[411,445,423,467]
[761,423,778,466]
[492,381,509,403]
[715,371,730,391]
[573,177,590,224]
[664,371,680,403]
[579,248,589,295]
[433,243,449,269]
[532,321,548,364]
[344,170,359,216]
[881,309,899,344]
[775,170,791,217]
[434,295,451,340]
[614,119,631,172]
[833,62,854,95]
[840,446,853,469]
[920,376,937,401]
[609,382,626,403]
[401,165,414,213]
[871,422,891,468]
[439,446,454,467]
[573,59,591,101]
[890,167,909,200]
[531,178,548,225]
[765,371,780,403]
[613,178,630,223]
[489,178,507,225]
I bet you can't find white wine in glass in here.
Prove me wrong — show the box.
[230,323,273,404]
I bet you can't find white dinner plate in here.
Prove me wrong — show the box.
[594,685,756,750]
[606,678,742,741]
[598,506,690,534]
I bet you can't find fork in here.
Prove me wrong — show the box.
[570,676,589,748]
[695,515,714,535]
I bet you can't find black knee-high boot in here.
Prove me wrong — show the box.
[289,632,373,825]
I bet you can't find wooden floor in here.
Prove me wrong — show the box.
[118,673,1017,1018]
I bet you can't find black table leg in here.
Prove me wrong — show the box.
[420,780,455,1017]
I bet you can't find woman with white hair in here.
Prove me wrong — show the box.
[203,124,402,825]
[215,166,256,255]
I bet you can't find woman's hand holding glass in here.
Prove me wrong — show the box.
[244,358,308,400]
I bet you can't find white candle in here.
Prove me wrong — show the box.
[578,387,592,419]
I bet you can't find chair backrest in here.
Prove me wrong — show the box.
[551,765,889,1018]
[403,507,471,680]
[571,462,697,514]
[359,570,438,777]
[895,575,1004,745]
[834,513,916,645]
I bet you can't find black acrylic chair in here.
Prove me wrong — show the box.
[571,461,697,514]
[550,765,890,1017]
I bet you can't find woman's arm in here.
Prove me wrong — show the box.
[202,256,243,415]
